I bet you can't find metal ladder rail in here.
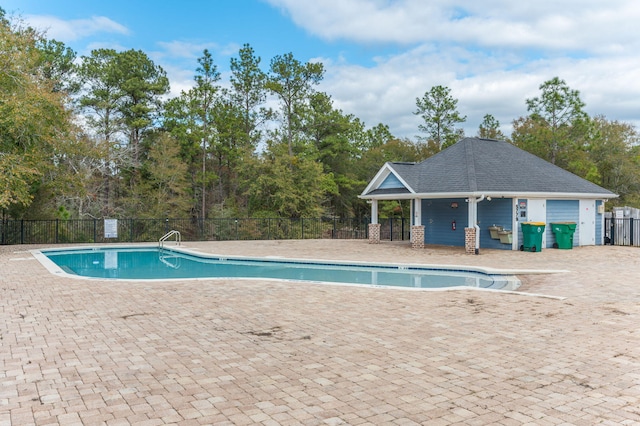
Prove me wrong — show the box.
[159,253,181,269]
[159,230,181,249]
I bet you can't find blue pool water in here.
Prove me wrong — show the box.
[40,247,512,290]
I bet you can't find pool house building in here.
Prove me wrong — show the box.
[360,137,617,254]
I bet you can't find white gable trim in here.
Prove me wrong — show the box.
[360,162,415,196]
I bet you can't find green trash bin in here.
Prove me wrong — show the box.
[520,222,545,252]
[551,222,577,249]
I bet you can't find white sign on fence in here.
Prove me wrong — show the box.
[104,219,118,238]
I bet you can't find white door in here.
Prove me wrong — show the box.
[527,199,547,248]
[579,199,596,245]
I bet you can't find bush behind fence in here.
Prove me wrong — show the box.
[0,217,411,245]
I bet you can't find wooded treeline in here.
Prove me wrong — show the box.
[2,10,639,221]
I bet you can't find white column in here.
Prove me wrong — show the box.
[413,199,422,226]
[371,199,378,224]
[512,198,519,250]
[467,198,476,228]
[410,199,414,226]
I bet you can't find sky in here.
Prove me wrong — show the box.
[4,0,640,140]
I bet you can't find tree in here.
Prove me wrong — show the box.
[477,114,505,140]
[362,123,394,151]
[116,49,169,167]
[348,122,395,154]
[54,129,109,219]
[229,43,269,148]
[163,49,221,219]
[414,85,466,151]
[188,49,220,218]
[522,76,588,165]
[243,142,330,217]
[0,10,80,216]
[586,116,640,205]
[265,52,324,155]
[209,97,249,211]
[76,48,169,216]
[299,92,362,216]
[76,49,129,216]
[0,155,39,211]
[35,38,77,93]
[76,49,125,144]
[357,138,424,181]
[139,132,191,218]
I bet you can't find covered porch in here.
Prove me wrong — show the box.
[367,194,515,254]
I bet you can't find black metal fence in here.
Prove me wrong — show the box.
[605,217,640,247]
[0,217,411,245]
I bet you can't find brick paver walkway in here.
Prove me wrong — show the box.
[1,241,639,425]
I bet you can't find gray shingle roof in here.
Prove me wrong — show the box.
[365,137,616,197]
[366,187,411,196]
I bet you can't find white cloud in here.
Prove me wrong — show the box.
[266,0,640,54]
[320,47,640,139]
[163,64,195,98]
[156,40,216,60]
[24,14,129,42]
[20,2,640,142]
[271,0,640,138]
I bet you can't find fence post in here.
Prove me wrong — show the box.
[611,219,616,245]
[630,218,634,246]
[93,219,97,243]
[21,219,24,244]
[390,219,393,241]
[55,219,59,244]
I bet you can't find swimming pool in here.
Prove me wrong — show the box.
[36,246,519,290]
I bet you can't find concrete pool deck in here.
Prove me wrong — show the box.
[1,240,639,425]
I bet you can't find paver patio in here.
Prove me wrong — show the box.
[1,240,639,425]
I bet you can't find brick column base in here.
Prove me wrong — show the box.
[464,227,477,254]
[368,223,381,244]
[411,225,425,249]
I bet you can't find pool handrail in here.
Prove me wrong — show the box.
[159,230,181,248]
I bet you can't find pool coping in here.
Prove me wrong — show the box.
[31,244,570,294]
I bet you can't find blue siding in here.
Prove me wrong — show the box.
[416,197,598,249]
[379,173,405,189]
[478,198,513,250]
[421,198,468,246]
[596,200,603,245]
[547,200,579,248]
